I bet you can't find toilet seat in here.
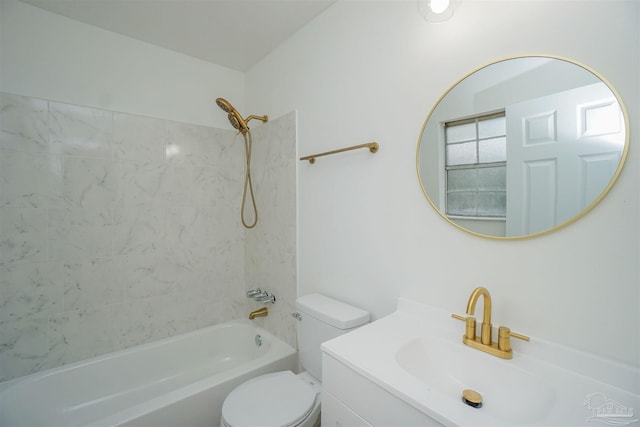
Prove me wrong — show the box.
[221,371,318,427]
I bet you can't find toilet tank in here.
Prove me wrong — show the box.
[295,294,369,381]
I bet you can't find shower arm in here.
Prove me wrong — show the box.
[244,114,268,124]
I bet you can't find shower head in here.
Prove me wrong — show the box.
[216,97,249,134]
[215,98,269,135]
[215,98,234,114]
[227,113,242,132]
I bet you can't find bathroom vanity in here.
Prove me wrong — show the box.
[321,298,640,427]
[322,352,444,426]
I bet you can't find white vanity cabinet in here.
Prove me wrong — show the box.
[321,353,444,427]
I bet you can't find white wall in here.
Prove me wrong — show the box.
[247,0,639,366]
[0,0,244,128]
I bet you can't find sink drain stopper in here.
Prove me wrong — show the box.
[462,389,483,408]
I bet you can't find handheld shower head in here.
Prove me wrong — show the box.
[227,113,242,132]
[215,98,268,134]
[215,98,232,113]
[216,97,249,134]
[215,97,270,229]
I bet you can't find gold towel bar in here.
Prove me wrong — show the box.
[300,142,379,164]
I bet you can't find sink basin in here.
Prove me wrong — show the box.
[395,335,556,424]
[321,297,640,427]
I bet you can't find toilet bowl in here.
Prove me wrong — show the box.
[221,371,321,427]
[220,294,369,427]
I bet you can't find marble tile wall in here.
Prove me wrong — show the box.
[0,92,283,381]
[244,111,298,349]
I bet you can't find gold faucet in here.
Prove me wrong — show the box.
[466,286,492,345]
[452,287,529,359]
[249,307,268,319]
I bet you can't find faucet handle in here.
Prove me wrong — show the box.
[498,326,529,352]
[256,293,276,304]
[247,288,262,298]
[452,313,477,340]
[510,330,530,342]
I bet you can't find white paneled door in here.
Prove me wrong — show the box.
[505,82,624,235]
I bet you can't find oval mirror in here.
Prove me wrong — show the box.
[417,55,629,239]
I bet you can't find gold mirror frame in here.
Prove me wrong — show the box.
[417,55,630,240]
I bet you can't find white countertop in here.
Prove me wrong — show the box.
[321,298,640,427]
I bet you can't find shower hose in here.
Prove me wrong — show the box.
[241,131,258,229]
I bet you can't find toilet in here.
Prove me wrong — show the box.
[220,293,370,427]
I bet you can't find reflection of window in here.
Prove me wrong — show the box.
[445,112,506,218]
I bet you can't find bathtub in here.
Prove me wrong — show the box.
[0,320,297,427]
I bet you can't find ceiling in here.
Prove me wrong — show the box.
[20,0,337,72]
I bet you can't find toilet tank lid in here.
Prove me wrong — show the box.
[296,294,370,329]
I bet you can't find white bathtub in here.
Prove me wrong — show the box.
[0,320,297,427]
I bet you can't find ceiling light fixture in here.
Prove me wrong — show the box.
[417,0,459,23]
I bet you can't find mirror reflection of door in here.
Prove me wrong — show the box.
[505,82,625,235]
[417,56,629,239]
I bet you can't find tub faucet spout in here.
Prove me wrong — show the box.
[249,307,268,320]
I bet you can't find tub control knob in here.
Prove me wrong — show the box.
[247,288,262,298]
[256,292,276,304]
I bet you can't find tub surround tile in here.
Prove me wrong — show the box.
[113,207,166,256]
[166,121,228,167]
[215,134,247,182]
[159,161,235,208]
[166,206,210,245]
[112,297,168,349]
[62,257,124,312]
[62,156,121,210]
[119,159,165,207]
[0,315,50,381]
[206,203,244,241]
[113,112,167,162]
[252,307,297,350]
[0,261,64,323]
[158,161,200,207]
[208,293,245,326]
[121,249,177,300]
[244,111,297,349]
[112,292,212,350]
[0,150,63,209]
[225,295,247,323]
[209,283,246,308]
[190,164,234,208]
[120,245,215,302]
[165,206,217,264]
[173,280,210,300]
[211,236,244,286]
[0,92,297,381]
[0,207,49,266]
[48,305,116,366]
[0,93,48,154]
[48,207,115,261]
[166,291,217,333]
[49,101,113,159]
